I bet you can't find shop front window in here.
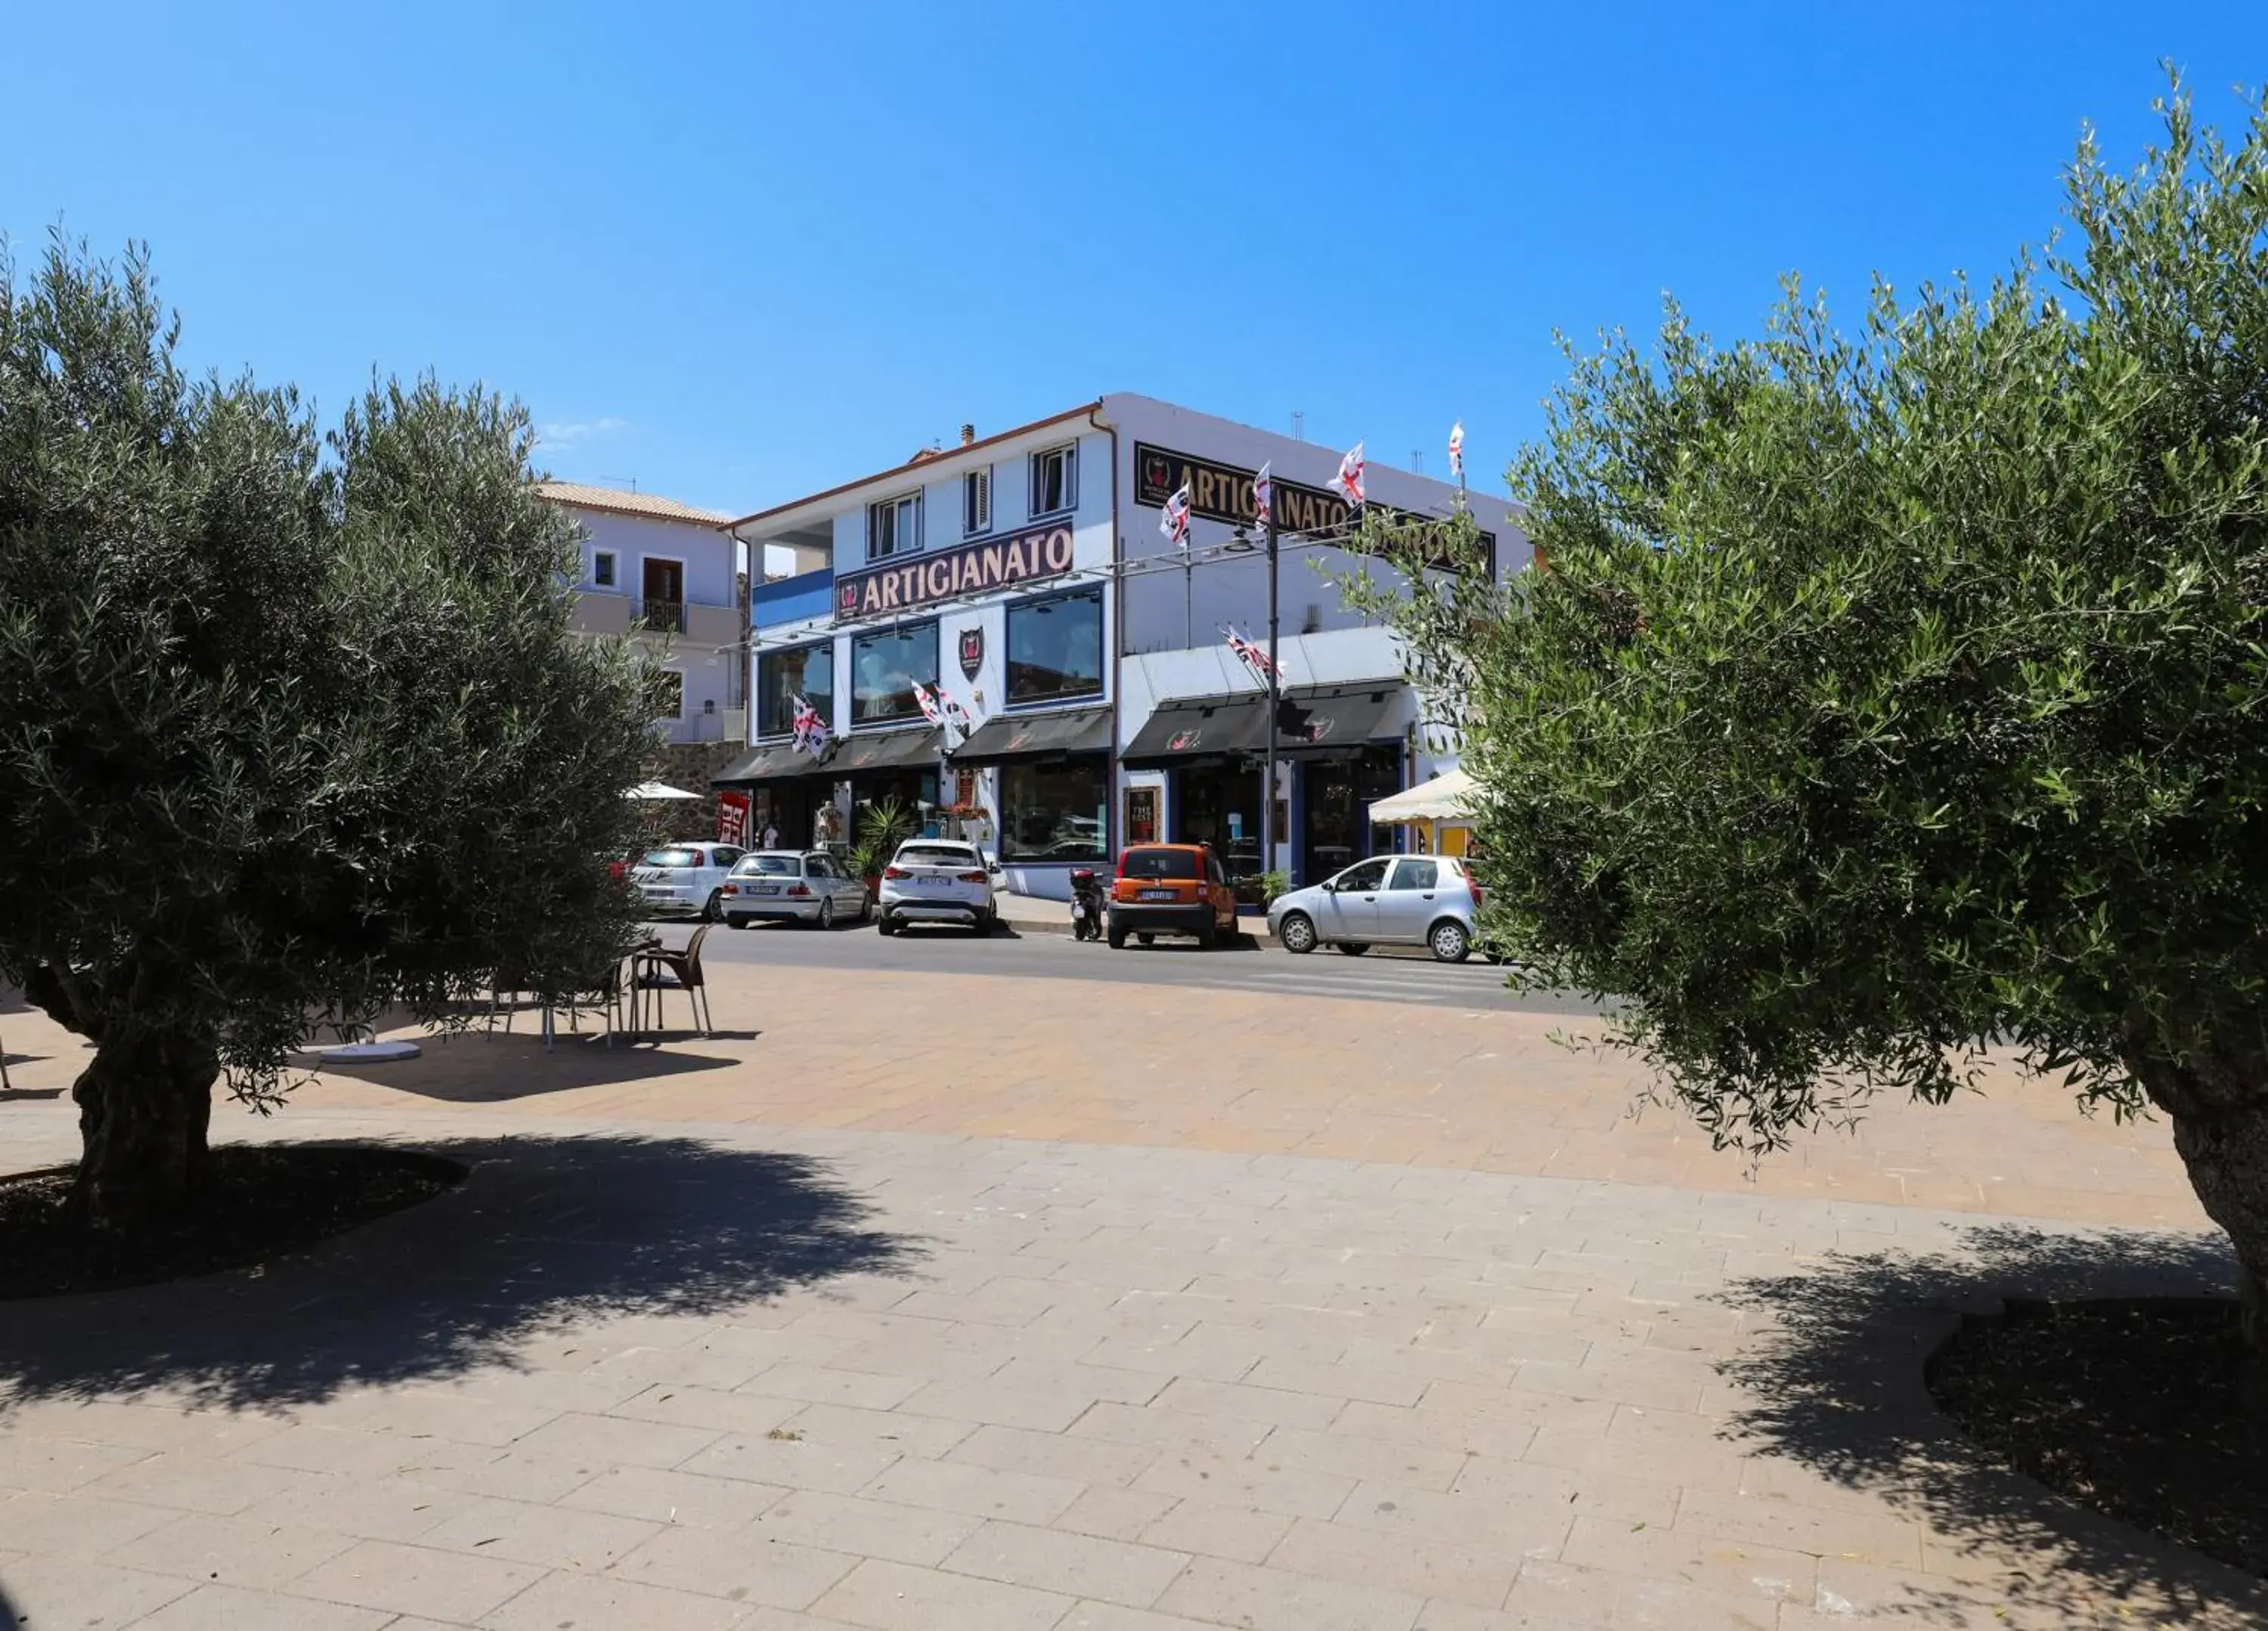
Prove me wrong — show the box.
[851,622,939,726]
[1174,761,1262,885]
[999,755,1109,861]
[1005,589,1103,706]
[757,643,832,739]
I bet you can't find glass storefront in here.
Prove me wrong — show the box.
[998,755,1109,862]
[1173,760,1263,890]
[1301,744,1405,883]
[757,643,832,739]
[851,622,939,726]
[1005,589,1105,706]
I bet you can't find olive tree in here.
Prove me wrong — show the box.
[1354,87,2268,1346]
[0,237,656,1230]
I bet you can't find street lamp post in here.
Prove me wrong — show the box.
[1263,509,1279,881]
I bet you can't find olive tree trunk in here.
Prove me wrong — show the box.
[2128,1047,2268,1357]
[70,1029,218,1233]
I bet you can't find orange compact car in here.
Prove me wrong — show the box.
[1108,843,1241,949]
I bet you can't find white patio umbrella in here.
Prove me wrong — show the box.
[1366,768,1474,825]
[625,781,700,801]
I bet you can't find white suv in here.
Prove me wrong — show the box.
[628,842,746,921]
[875,839,997,936]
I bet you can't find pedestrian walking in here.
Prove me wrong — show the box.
[761,819,779,851]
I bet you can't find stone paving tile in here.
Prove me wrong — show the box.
[417,1493,662,1571]
[0,1434,153,1493]
[674,1433,901,1496]
[0,1552,194,1628]
[1155,1553,1427,1631]
[285,1537,547,1620]
[109,1509,358,1589]
[556,1462,789,1529]
[129,1580,395,1630]
[944,1422,1161,1489]
[809,1555,1077,1631]
[478,1568,758,1629]
[80,1450,311,1516]
[940,1518,1191,1608]
[606,1522,860,1609]
[1136,1498,1297,1564]
[1266,1515,1520,1610]
[859,1455,1086,1524]
[748,1488,984,1568]
[236,1472,473,1543]
[0,1487,181,1558]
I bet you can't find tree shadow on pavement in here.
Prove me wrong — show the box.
[310,1029,748,1101]
[1719,1224,2267,1626]
[0,1134,924,1412]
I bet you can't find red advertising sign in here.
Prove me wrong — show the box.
[716,790,751,846]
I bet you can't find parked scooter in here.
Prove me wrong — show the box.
[1067,868,1107,941]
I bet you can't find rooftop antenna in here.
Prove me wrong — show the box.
[1412,450,1424,476]
[1291,410,1304,442]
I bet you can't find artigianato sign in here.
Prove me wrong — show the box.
[835,521,1076,622]
[1132,441,1494,574]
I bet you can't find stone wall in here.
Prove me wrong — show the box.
[644,741,745,843]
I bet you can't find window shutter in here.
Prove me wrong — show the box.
[967,469,990,534]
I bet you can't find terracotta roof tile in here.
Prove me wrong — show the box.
[536,481,732,526]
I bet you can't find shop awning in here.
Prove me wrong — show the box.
[1120,693,1269,769]
[1121,680,1405,769]
[950,704,1114,766]
[1368,767,1473,824]
[1272,683,1399,760]
[832,725,945,773]
[712,742,823,786]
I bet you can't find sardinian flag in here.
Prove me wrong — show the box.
[1331,442,1366,509]
[935,685,977,737]
[791,695,832,757]
[1252,462,1273,530]
[1224,627,1279,684]
[1448,422,1464,481]
[1161,481,1192,551]
[911,680,945,728]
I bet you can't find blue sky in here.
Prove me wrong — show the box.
[5,3,2263,515]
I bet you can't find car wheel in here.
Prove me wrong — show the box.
[857,893,872,925]
[1108,922,1126,949]
[1337,942,1370,957]
[701,889,722,923]
[1278,911,1318,955]
[876,914,897,937]
[817,897,835,930]
[1429,920,1472,964]
[727,915,752,930]
[1196,915,1217,951]
[1137,933,1154,946]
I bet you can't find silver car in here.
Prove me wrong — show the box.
[875,839,997,936]
[719,850,870,930]
[1267,854,1481,962]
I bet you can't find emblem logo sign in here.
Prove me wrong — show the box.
[1167,728,1204,753]
[834,521,1075,623]
[959,627,984,679]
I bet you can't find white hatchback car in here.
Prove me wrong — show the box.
[628,842,747,921]
[875,839,997,936]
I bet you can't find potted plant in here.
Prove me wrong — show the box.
[852,796,917,893]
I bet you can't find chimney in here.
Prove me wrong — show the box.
[959,422,976,446]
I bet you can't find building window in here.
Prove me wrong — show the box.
[963,467,992,537]
[653,670,685,720]
[592,550,618,589]
[851,621,939,726]
[1029,443,1077,517]
[757,643,832,738]
[1005,588,1104,707]
[999,755,1109,862]
[868,492,922,559]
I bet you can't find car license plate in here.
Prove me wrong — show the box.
[919,877,952,888]
[1139,889,1175,902]
[643,888,677,900]
[748,884,780,895]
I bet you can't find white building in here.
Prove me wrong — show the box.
[720,395,1526,897]
[541,481,747,746]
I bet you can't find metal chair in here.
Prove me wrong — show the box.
[634,924,714,1037]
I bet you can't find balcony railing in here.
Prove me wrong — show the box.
[634,599,686,635]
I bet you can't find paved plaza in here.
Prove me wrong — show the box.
[1,958,2260,1629]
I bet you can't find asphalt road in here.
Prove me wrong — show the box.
[641,915,1600,1015]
